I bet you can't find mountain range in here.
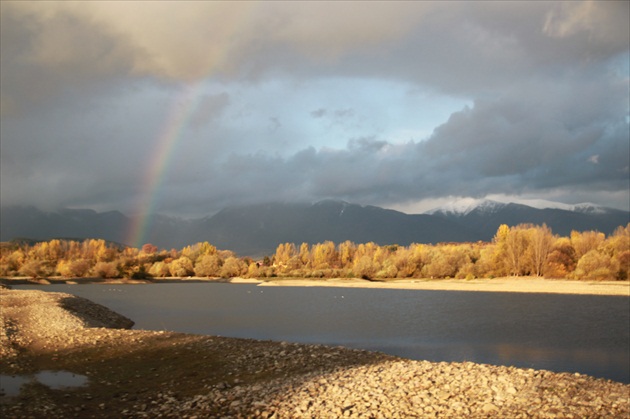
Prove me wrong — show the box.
[1,200,628,256]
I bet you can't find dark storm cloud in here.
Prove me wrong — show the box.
[1,1,628,215]
[176,82,628,213]
[7,1,626,110]
[0,2,141,116]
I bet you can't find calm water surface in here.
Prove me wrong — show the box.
[15,283,630,383]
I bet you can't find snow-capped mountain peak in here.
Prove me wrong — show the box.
[425,198,612,216]
[504,199,609,213]
[571,203,608,214]
[425,198,506,216]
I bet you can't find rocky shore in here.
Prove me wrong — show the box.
[1,288,628,418]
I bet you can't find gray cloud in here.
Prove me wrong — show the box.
[189,92,230,128]
[1,1,628,216]
[268,117,282,132]
[310,108,327,118]
[5,2,627,104]
[161,80,628,215]
[0,2,141,116]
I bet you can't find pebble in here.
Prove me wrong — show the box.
[139,358,630,418]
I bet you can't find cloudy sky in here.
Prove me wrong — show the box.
[1,1,629,218]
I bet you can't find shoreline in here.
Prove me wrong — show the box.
[1,288,628,418]
[258,277,630,296]
[2,276,628,296]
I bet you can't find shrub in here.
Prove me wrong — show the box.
[169,256,194,277]
[220,257,246,278]
[574,250,619,281]
[19,260,52,278]
[194,254,222,277]
[148,261,171,278]
[131,265,152,279]
[353,256,377,280]
[92,261,120,278]
[57,259,92,277]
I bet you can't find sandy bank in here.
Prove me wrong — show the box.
[259,277,630,296]
[2,276,627,296]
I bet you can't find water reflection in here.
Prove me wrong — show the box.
[36,371,88,389]
[0,375,31,397]
[0,371,88,398]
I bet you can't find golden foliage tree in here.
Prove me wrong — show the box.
[603,224,630,280]
[574,249,619,281]
[312,241,337,269]
[0,224,627,281]
[220,256,247,278]
[194,254,223,277]
[571,230,605,260]
[169,256,194,277]
[274,243,296,266]
[92,261,120,278]
[545,237,577,278]
[527,224,554,277]
[148,261,171,278]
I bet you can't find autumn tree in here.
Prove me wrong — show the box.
[220,256,247,278]
[245,261,261,278]
[574,249,619,281]
[274,243,296,266]
[504,225,531,276]
[0,248,25,276]
[571,230,605,260]
[408,244,431,277]
[391,246,415,278]
[353,255,377,279]
[92,261,120,278]
[485,224,511,277]
[527,224,554,277]
[19,260,51,278]
[138,243,159,263]
[375,258,398,279]
[169,256,194,277]
[338,241,356,269]
[194,254,223,277]
[545,237,577,278]
[57,259,92,277]
[423,245,470,279]
[354,242,379,269]
[311,241,337,269]
[141,243,158,255]
[148,261,171,277]
[298,243,311,267]
[46,239,64,261]
[603,224,630,280]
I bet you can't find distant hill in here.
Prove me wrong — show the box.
[187,200,478,256]
[425,199,629,241]
[0,206,130,245]
[1,200,628,256]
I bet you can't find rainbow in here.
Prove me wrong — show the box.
[126,82,205,249]
[121,3,260,249]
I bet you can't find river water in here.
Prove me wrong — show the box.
[14,283,630,383]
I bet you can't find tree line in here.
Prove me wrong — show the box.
[0,223,628,281]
